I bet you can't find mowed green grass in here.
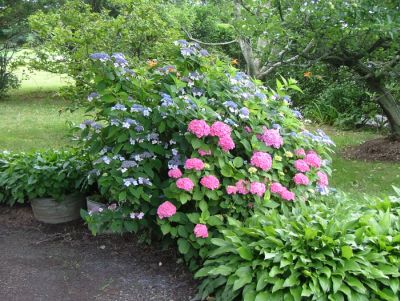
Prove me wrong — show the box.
[0,68,84,151]
[318,126,400,198]
[1,68,399,197]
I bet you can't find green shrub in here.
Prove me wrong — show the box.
[295,67,380,129]
[195,192,400,300]
[0,149,90,205]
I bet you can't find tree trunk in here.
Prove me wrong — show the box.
[365,79,400,140]
[326,57,400,140]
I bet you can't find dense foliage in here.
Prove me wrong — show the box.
[0,149,90,205]
[195,192,400,300]
[28,0,184,99]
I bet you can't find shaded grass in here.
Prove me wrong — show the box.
[0,68,82,152]
[317,126,400,198]
[0,91,84,152]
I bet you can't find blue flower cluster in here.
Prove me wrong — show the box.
[87,92,100,102]
[131,104,152,116]
[301,129,335,146]
[123,177,152,187]
[174,40,209,57]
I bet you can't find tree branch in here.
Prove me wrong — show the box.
[257,39,315,78]
[182,28,237,46]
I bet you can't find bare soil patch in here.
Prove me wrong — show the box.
[0,206,196,301]
[342,137,400,162]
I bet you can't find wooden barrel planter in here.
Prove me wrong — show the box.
[31,193,85,224]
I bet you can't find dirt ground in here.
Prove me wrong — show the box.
[0,206,197,301]
[343,137,400,162]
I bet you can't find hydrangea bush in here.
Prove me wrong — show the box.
[79,41,334,264]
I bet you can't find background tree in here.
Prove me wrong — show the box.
[28,0,185,99]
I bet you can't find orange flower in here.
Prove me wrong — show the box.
[231,58,239,65]
[147,59,157,68]
[303,71,312,78]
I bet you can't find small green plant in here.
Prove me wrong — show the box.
[195,192,400,301]
[0,149,90,205]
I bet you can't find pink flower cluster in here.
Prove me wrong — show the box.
[194,224,208,238]
[198,149,211,156]
[293,173,310,186]
[210,121,232,138]
[218,135,235,152]
[188,119,210,138]
[250,151,272,171]
[226,185,238,195]
[270,182,295,201]
[200,175,220,190]
[317,171,329,187]
[294,159,310,172]
[168,168,182,179]
[157,201,176,219]
[305,153,321,168]
[250,182,266,197]
[236,179,249,194]
[258,128,283,148]
[184,158,205,171]
[176,177,195,191]
[294,148,306,157]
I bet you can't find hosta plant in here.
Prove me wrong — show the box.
[78,41,334,265]
[0,150,90,205]
[195,192,400,301]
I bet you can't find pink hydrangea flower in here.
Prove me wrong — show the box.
[168,168,182,179]
[200,175,220,190]
[188,119,210,138]
[176,177,195,191]
[305,153,321,168]
[198,149,211,156]
[250,151,272,171]
[294,148,306,157]
[244,126,252,133]
[293,173,310,185]
[280,188,295,201]
[157,201,177,219]
[184,158,205,171]
[258,128,283,148]
[194,224,208,238]
[210,121,232,138]
[226,186,238,195]
[294,159,310,173]
[250,182,266,197]
[218,136,235,152]
[236,179,249,195]
[317,171,329,187]
[270,182,284,194]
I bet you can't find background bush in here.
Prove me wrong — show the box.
[0,149,90,205]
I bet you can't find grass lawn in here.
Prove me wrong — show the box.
[1,68,399,197]
[321,127,400,198]
[0,68,83,151]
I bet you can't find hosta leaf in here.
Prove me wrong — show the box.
[209,265,234,276]
[238,246,253,260]
[233,267,252,291]
[341,246,353,259]
[345,276,366,294]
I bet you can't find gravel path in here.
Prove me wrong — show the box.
[0,206,197,301]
